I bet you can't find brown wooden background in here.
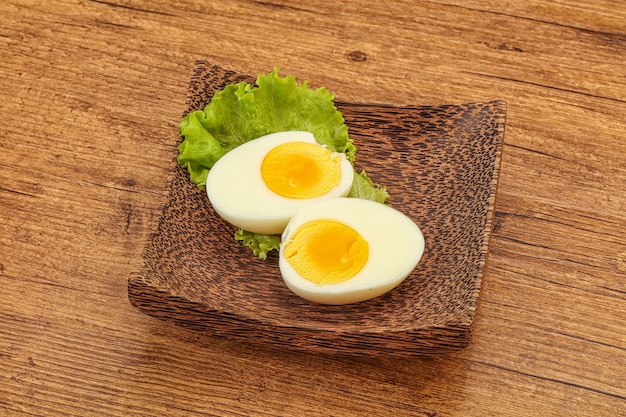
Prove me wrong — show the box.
[1,1,625,415]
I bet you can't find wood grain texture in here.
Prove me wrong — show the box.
[1,0,625,416]
[128,62,506,356]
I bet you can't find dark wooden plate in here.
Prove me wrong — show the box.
[128,61,506,356]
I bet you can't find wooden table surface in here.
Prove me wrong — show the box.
[2,1,625,415]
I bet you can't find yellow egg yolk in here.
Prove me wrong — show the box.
[261,141,342,199]
[283,220,369,285]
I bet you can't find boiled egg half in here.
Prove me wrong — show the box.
[279,198,425,305]
[206,131,354,235]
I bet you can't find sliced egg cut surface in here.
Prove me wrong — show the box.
[279,198,425,305]
[261,141,343,199]
[206,131,354,235]
[282,219,369,285]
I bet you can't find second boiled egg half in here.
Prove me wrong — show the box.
[279,198,425,305]
[206,131,354,235]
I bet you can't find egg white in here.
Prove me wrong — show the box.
[205,131,354,235]
[279,197,425,305]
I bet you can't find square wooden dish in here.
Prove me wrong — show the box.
[128,61,506,356]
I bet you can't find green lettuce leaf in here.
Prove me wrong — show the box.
[178,111,228,186]
[178,68,355,188]
[177,68,390,259]
[348,170,390,204]
[234,229,281,260]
